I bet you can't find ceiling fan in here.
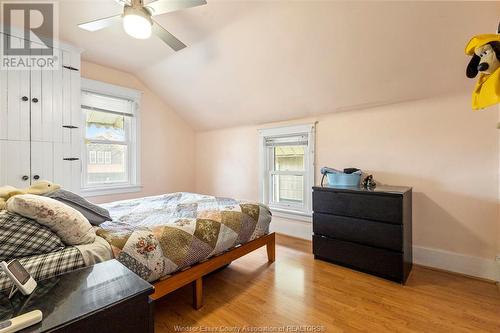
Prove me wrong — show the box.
[78,0,207,51]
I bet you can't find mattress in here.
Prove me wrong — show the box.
[97,192,272,282]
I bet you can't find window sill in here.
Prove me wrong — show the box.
[269,207,312,223]
[81,185,143,198]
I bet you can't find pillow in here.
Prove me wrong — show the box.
[6,194,96,245]
[0,211,64,261]
[44,189,112,226]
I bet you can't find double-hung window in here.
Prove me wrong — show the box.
[259,124,315,220]
[81,79,141,196]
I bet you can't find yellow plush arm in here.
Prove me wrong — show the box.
[0,186,26,200]
[26,180,61,195]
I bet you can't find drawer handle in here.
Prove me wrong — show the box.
[63,158,79,161]
[62,125,79,129]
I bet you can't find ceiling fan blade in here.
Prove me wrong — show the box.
[113,0,131,6]
[152,21,187,51]
[78,15,122,32]
[146,0,207,16]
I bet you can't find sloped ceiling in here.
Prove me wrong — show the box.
[55,0,500,130]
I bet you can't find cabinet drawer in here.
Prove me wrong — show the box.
[313,213,402,251]
[313,190,402,224]
[313,235,403,282]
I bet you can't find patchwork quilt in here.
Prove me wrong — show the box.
[97,192,272,282]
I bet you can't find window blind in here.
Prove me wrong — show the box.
[81,91,134,117]
[264,134,308,147]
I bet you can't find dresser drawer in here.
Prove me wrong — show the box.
[313,235,403,282]
[313,190,402,224]
[313,213,402,251]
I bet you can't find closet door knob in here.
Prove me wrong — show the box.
[32,97,39,103]
[22,175,29,181]
[33,175,40,180]
[21,96,28,101]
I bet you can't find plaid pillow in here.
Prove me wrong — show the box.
[0,246,85,291]
[0,211,64,261]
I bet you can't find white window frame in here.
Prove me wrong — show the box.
[259,124,315,222]
[80,78,142,197]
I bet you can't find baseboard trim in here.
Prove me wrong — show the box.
[269,217,312,240]
[414,264,496,283]
[413,246,499,282]
[272,221,500,282]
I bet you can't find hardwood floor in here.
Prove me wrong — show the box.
[154,234,500,333]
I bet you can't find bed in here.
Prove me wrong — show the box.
[0,192,274,309]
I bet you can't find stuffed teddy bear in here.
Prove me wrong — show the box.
[465,34,500,110]
[0,180,60,210]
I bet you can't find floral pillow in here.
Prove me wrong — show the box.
[6,194,96,245]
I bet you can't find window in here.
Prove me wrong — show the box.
[81,79,141,196]
[89,151,96,164]
[104,151,112,165]
[259,124,315,220]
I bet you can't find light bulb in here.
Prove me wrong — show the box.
[123,12,152,39]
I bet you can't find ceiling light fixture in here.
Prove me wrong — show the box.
[122,5,152,39]
[78,0,207,51]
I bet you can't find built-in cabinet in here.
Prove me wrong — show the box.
[0,33,82,192]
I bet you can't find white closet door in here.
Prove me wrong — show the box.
[0,35,30,141]
[62,50,82,193]
[30,47,64,143]
[52,48,64,143]
[0,56,7,140]
[61,51,72,145]
[53,142,80,191]
[30,49,80,192]
[30,141,54,183]
[31,142,80,191]
[0,140,31,188]
[30,42,42,141]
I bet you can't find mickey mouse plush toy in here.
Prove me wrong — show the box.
[465,34,500,110]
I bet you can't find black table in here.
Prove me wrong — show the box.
[0,259,154,333]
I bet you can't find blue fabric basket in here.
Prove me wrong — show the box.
[326,171,362,187]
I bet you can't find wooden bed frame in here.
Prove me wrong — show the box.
[151,232,276,309]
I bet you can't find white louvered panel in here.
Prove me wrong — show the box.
[0,140,31,188]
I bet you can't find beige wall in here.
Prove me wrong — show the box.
[81,61,195,204]
[195,93,499,261]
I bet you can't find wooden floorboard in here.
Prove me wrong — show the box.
[154,234,500,333]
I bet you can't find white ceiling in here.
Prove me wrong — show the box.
[53,1,500,130]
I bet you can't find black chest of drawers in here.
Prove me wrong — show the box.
[312,185,412,284]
